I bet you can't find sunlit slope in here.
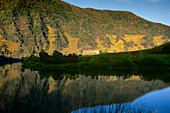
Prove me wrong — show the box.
[97,34,170,53]
[62,33,80,54]
[0,0,169,57]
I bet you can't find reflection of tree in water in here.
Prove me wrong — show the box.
[0,87,68,113]
[39,69,80,80]
[0,87,154,113]
[138,70,170,84]
[0,63,169,113]
[73,103,154,113]
[38,65,170,84]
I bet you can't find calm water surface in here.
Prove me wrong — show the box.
[73,87,170,113]
[0,63,170,113]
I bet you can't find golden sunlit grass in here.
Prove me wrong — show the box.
[122,35,146,51]
[62,33,80,54]
[110,39,125,52]
[45,25,57,55]
[123,34,145,44]
[97,34,147,52]
[7,41,20,52]
[127,45,145,51]
[103,34,169,52]
[96,38,107,51]
[0,34,20,56]
[153,36,170,46]
[98,34,125,52]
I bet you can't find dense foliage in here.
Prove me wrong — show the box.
[0,56,22,66]
[23,42,170,72]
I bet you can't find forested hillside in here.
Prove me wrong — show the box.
[0,0,169,58]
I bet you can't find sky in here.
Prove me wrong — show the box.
[62,0,170,26]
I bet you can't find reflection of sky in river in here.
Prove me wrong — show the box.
[72,87,170,113]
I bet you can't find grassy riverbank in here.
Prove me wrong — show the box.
[23,42,170,72]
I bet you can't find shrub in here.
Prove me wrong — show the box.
[88,58,102,68]
[110,58,134,67]
[78,61,87,68]
[39,50,50,63]
[138,56,166,67]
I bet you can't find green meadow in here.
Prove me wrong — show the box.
[23,42,170,73]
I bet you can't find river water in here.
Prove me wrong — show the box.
[0,63,170,113]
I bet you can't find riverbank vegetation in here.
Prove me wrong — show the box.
[23,42,170,72]
[0,56,22,66]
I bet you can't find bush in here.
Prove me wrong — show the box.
[39,50,50,63]
[64,53,79,63]
[110,58,134,67]
[88,59,102,68]
[51,51,64,64]
[138,56,166,67]
[78,61,88,68]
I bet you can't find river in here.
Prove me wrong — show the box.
[0,63,170,113]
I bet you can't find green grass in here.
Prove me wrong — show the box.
[23,42,170,74]
[22,42,170,84]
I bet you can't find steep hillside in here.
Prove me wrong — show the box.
[147,42,170,54]
[0,0,170,58]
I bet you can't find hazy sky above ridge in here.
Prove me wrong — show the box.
[62,0,170,26]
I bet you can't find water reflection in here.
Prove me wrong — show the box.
[73,103,153,113]
[0,63,169,113]
[73,87,170,113]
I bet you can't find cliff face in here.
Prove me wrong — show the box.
[0,0,170,58]
[0,63,168,113]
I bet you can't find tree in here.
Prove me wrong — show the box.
[52,51,64,64]
[39,50,49,63]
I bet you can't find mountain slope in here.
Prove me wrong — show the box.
[0,0,170,58]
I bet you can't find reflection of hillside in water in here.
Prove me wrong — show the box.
[0,63,169,113]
